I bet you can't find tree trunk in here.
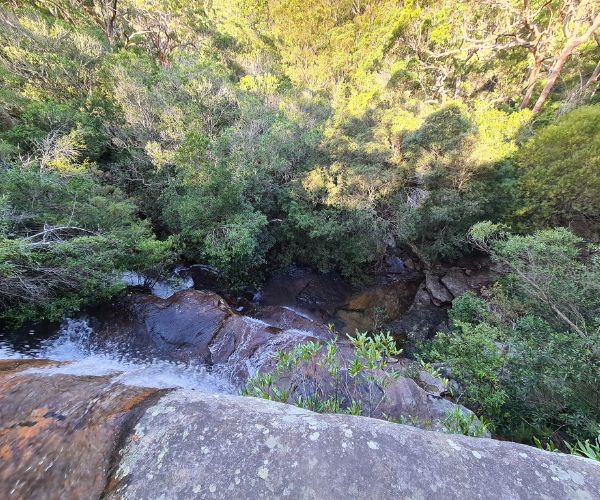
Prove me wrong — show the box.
[585,33,600,90]
[532,13,600,113]
[585,58,600,88]
[105,0,118,44]
[520,56,543,109]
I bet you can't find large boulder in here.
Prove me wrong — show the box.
[390,283,449,346]
[90,290,233,363]
[109,390,600,499]
[425,273,454,305]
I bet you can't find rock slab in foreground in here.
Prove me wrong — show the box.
[110,391,600,500]
[0,361,163,500]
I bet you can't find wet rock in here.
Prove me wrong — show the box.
[337,276,422,333]
[212,316,329,381]
[188,264,225,291]
[296,274,354,314]
[0,358,63,373]
[91,290,232,363]
[109,390,600,499]
[253,305,332,337]
[260,267,347,313]
[0,362,162,500]
[90,290,333,383]
[383,255,407,273]
[260,266,422,334]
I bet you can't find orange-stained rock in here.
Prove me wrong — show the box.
[0,364,163,500]
[0,358,63,374]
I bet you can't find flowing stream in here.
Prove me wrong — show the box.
[0,317,234,393]
[0,264,351,393]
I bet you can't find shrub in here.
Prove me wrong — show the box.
[422,225,600,443]
[517,105,600,230]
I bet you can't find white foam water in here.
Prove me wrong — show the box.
[122,265,194,300]
[0,318,234,393]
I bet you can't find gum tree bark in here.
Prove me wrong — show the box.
[532,11,600,113]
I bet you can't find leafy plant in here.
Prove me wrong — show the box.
[242,332,402,418]
[442,408,491,438]
[567,434,600,462]
[534,432,600,462]
[423,225,600,444]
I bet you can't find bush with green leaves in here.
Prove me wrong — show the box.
[0,151,173,325]
[242,332,402,418]
[517,105,600,231]
[422,223,600,444]
[568,434,600,462]
[535,432,600,462]
[442,408,491,438]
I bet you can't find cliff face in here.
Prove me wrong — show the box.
[1,360,599,500]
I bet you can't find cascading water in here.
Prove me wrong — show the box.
[121,264,195,299]
[0,317,234,393]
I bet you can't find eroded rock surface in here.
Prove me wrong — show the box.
[87,289,475,427]
[90,290,332,382]
[391,263,498,347]
[260,265,423,333]
[90,290,233,363]
[109,390,600,500]
[0,363,163,500]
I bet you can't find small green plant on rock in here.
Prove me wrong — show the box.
[442,408,491,438]
[568,435,600,462]
[534,431,600,462]
[241,332,402,418]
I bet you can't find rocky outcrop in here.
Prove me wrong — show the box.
[391,263,498,346]
[260,265,423,333]
[0,361,163,500]
[390,283,449,346]
[257,260,497,343]
[90,290,333,381]
[90,290,234,363]
[110,390,600,499]
[88,289,476,428]
[1,362,599,499]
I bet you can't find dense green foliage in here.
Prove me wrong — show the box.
[421,224,600,444]
[0,141,173,323]
[517,105,600,231]
[0,0,599,448]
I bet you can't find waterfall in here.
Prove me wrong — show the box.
[0,318,234,393]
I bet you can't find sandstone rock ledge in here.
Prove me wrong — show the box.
[1,363,599,500]
[109,390,600,500]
